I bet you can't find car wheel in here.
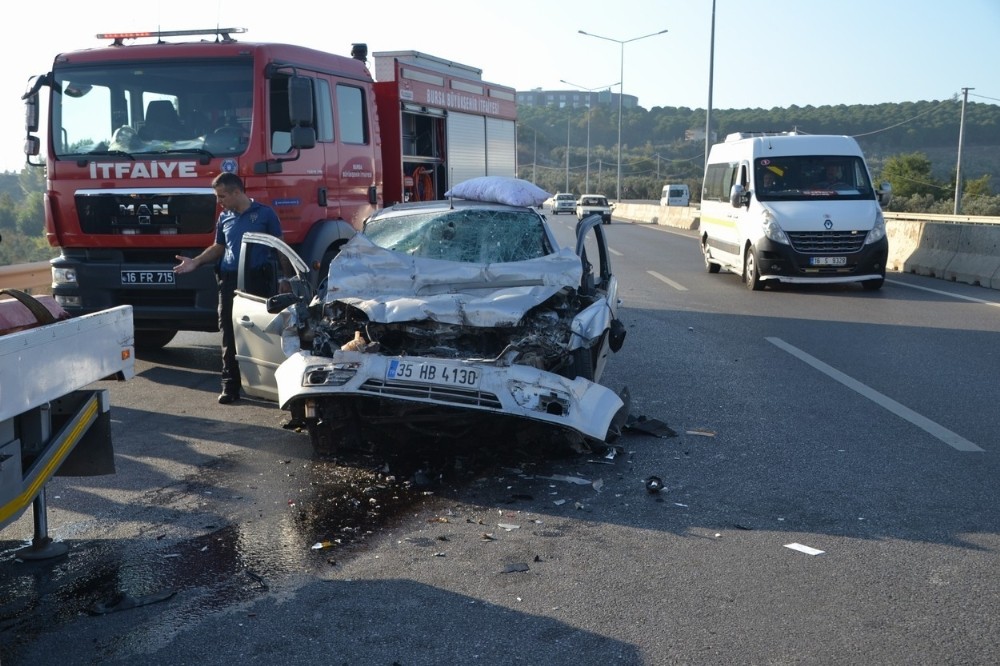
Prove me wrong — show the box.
[134,328,178,350]
[744,246,764,291]
[703,239,721,273]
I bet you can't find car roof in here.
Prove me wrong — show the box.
[371,198,540,220]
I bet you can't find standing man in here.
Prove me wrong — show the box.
[174,172,283,404]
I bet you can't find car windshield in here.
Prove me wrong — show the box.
[755,156,875,201]
[582,197,607,206]
[364,208,552,263]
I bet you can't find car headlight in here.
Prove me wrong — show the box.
[303,362,359,387]
[52,267,77,285]
[761,210,789,245]
[865,214,886,245]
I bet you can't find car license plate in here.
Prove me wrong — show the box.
[386,359,480,389]
[121,270,175,285]
[809,256,847,266]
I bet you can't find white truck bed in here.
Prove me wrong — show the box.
[0,305,135,422]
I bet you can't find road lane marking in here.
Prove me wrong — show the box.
[767,337,983,452]
[647,270,688,291]
[886,278,1000,308]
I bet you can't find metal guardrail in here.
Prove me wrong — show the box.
[0,261,51,293]
[883,212,1000,225]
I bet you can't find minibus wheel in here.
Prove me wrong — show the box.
[744,247,764,291]
[702,240,721,273]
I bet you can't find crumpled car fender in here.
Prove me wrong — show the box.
[570,299,612,350]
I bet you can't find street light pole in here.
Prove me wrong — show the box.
[561,78,619,193]
[579,28,668,203]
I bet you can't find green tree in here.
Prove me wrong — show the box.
[964,174,992,198]
[16,192,44,236]
[0,192,16,232]
[879,152,940,200]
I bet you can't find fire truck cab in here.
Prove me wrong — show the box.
[23,28,517,349]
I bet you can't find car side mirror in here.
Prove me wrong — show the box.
[730,183,748,208]
[877,181,892,207]
[266,292,299,314]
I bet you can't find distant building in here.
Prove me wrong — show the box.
[517,88,640,110]
[684,128,718,142]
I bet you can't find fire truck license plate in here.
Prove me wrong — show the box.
[121,270,175,285]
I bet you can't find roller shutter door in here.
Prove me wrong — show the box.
[446,112,486,188]
[486,118,516,177]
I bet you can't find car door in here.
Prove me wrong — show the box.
[574,215,620,382]
[232,232,311,401]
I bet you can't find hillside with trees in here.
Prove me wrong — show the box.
[3,99,999,266]
[516,98,1000,214]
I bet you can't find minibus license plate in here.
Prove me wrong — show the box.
[809,256,846,266]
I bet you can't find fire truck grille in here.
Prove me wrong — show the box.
[115,288,198,308]
[787,230,867,254]
[75,192,217,235]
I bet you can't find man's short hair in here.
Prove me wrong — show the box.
[212,172,244,192]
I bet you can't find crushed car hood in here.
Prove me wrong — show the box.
[324,234,584,327]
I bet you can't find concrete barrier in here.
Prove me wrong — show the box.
[945,224,1000,289]
[612,203,698,229]
[887,220,961,279]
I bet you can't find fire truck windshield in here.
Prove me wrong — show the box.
[52,60,253,160]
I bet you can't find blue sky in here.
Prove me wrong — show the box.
[2,0,998,172]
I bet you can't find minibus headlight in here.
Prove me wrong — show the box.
[762,212,789,245]
[865,215,886,245]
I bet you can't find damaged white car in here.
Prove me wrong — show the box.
[231,197,627,454]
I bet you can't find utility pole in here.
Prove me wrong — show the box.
[954,87,973,215]
[532,127,537,183]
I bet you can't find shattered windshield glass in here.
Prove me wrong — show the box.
[363,208,551,263]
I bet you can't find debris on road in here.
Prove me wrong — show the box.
[502,562,530,573]
[645,476,665,493]
[624,415,677,438]
[784,542,825,556]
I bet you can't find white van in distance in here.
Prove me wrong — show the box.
[699,132,891,291]
[660,183,690,206]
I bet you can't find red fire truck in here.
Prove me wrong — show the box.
[22,28,518,349]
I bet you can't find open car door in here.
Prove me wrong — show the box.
[231,232,311,401]
[575,214,621,382]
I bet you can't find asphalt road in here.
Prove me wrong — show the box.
[3,214,1000,665]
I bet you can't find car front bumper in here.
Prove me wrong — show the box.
[275,350,625,442]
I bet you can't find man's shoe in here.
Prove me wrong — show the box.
[218,392,240,405]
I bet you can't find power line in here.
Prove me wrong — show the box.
[850,98,954,138]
